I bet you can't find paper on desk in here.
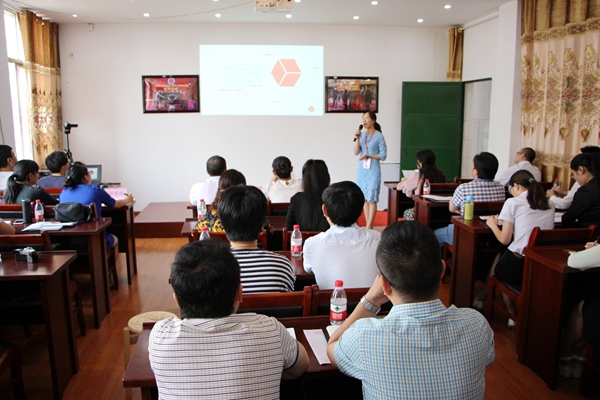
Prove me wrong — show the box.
[422,195,452,202]
[22,221,76,231]
[402,169,418,179]
[304,329,331,365]
[555,212,564,223]
[479,215,503,225]
[287,327,296,340]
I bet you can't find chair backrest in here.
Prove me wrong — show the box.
[430,182,459,195]
[266,200,290,217]
[0,203,56,219]
[527,225,596,247]
[310,284,371,316]
[191,229,268,249]
[471,201,506,215]
[453,177,473,184]
[281,227,323,251]
[237,286,312,318]
[0,231,52,251]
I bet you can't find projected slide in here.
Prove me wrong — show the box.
[200,45,323,116]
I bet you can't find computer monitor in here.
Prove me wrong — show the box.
[87,165,102,186]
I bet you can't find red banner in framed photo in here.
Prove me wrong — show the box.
[142,75,199,113]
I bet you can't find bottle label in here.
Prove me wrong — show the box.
[291,244,302,253]
[330,303,347,322]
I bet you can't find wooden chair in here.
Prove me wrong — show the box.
[266,200,290,217]
[485,226,596,342]
[281,228,322,251]
[453,177,473,184]
[237,286,312,318]
[309,284,373,316]
[89,203,119,290]
[430,182,459,195]
[191,230,268,249]
[0,344,27,400]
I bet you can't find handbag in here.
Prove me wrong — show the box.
[54,202,93,222]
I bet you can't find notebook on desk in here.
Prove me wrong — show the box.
[104,187,128,200]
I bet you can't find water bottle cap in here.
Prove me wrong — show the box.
[334,280,343,287]
[466,195,474,201]
[35,199,41,203]
[425,179,430,182]
[201,227,208,232]
[293,225,300,230]
[200,199,204,202]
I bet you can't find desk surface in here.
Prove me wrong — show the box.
[15,218,112,235]
[135,202,190,223]
[123,315,339,390]
[0,251,77,279]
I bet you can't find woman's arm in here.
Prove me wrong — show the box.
[486,215,513,245]
[114,194,134,208]
[38,188,59,205]
[568,243,600,269]
[0,220,15,234]
[353,131,361,156]
[562,188,591,227]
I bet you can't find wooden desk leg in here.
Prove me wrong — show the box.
[449,224,477,308]
[125,207,137,282]
[88,232,111,328]
[521,261,565,389]
[141,387,158,400]
[42,269,78,399]
[387,187,398,226]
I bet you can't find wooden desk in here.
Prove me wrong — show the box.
[384,182,413,225]
[519,245,600,389]
[274,250,316,289]
[24,219,113,328]
[135,202,191,238]
[104,202,137,284]
[180,216,287,243]
[412,195,453,229]
[123,315,344,399]
[450,216,504,308]
[0,251,78,399]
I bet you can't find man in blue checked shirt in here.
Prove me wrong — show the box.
[327,221,495,400]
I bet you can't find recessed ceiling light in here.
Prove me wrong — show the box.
[286,14,292,18]
[417,18,423,23]
[143,13,150,17]
[353,16,359,20]
[72,14,78,18]
[215,13,221,17]
[445,4,451,9]
[371,1,378,4]
[294,0,301,2]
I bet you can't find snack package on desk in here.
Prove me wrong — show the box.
[14,247,39,263]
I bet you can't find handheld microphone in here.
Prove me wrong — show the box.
[353,124,363,142]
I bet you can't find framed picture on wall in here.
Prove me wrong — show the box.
[325,76,379,113]
[142,75,200,113]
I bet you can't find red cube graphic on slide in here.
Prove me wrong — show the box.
[271,59,301,87]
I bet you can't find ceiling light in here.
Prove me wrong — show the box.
[143,13,150,17]
[371,1,378,4]
[294,0,301,2]
[417,18,423,23]
[215,13,221,17]
[72,14,78,18]
[445,4,451,9]
[286,14,292,18]
[353,16,359,20]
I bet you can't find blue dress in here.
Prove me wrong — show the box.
[356,130,387,202]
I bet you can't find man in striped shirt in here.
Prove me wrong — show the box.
[327,221,495,399]
[149,240,309,399]
[219,185,295,293]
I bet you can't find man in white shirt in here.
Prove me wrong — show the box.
[188,155,226,206]
[0,145,17,191]
[495,147,541,186]
[303,181,380,289]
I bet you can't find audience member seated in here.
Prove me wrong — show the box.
[327,221,495,399]
[561,152,600,233]
[189,155,226,206]
[196,169,246,233]
[286,159,330,232]
[303,181,380,289]
[495,147,541,186]
[548,146,600,210]
[148,240,309,398]
[3,160,58,205]
[473,171,555,323]
[434,152,505,248]
[220,185,295,293]
[59,162,133,249]
[0,145,17,191]
[0,219,15,234]
[264,156,302,203]
[396,148,446,220]
[38,151,69,188]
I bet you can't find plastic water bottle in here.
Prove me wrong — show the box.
[197,199,207,220]
[330,280,347,325]
[553,178,560,190]
[423,178,431,195]
[464,195,474,221]
[290,225,303,257]
[34,200,44,222]
[199,226,210,241]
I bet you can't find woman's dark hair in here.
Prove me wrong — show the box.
[272,156,292,179]
[212,169,246,209]
[4,160,39,204]
[571,153,600,189]
[364,111,382,133]
[299,159,330,230]
[508,170,550,210]
[416,149,446,184]
[64,162,89,188]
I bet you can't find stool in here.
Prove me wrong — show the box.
[123,311,177,399]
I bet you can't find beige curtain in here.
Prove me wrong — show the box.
[17,10,62,167]
[447,27,463,82]
[521,0,600,189]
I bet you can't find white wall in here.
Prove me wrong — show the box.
[59,22,447,210]
[463,18,498,82]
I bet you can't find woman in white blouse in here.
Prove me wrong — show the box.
[264,156,301,203]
